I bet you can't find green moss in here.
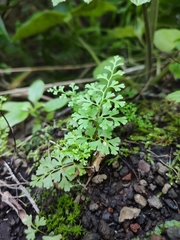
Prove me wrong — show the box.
[122,100,180,146]
[40,193,85,239]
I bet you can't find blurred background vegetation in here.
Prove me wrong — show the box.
[0,0,180,91]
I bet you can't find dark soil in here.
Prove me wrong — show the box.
[1,142,180,240]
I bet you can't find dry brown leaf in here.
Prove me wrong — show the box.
[1,191,27,224]
[90,151,105,172]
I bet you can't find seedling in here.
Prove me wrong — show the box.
[31,55,127,191]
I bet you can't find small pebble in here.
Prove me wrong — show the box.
[162,183,171,194]
[139,179,147,186]
[130,223,141,233]
[147,195,163,209]
[82,232,100,240]
[149,183,157,191]
[138,160,150,173]
[163,198,178,211]
[119,207,141,222]
[166,227,180,240]
[168,188,178,199]
[157,162,168,175]
[155,175,164,186]
[112,160,120,169]
[134,194,147,208]
[92,174,107,184]
[89,202,99,212]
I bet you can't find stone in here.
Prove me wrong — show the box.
[164,198,178,210]
[130,223,141,233]
[155,175,164,186]
[166,227,180,240]
[147,195,163,209]
[82,232,101,240]
[122,173,132,181]
[150,235,166,240]
[92,174,107,184]
[149,183,157,191]
[139,179,147,186]
[98,219,114,240]
[134,194,147,208]
[138,160,150,173]
[112,160,120,169]
[119,207,141,222]
[162,183,171,194]
[119,166,129,177]
[134,183,147,194]
[168,188,178,199]
[89,201,99,212]
[157,162,168,175]
[108,182,123,196]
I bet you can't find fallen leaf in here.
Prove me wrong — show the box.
[1,191,27,223]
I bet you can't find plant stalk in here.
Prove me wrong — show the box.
[142,3,152,81]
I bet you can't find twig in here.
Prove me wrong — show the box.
[3,161,39,213]
[0,78,94,96]
[0,63,96,74]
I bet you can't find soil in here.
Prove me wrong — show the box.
[1,140,180,240]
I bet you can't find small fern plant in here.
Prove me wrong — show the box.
[31,56,127,191]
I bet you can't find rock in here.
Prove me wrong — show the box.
[82,232,101,240]
[123,186,134,200]
[136,213,147,225]
[139,179,147,186]
[119,166,129,177]
[112,160,120,169]
[163,198,178,210]
[150,235,166,240]
[108,182,123,196]
[133,183,147,194]
[138,160,150,173]
[89,201,99,211]
[149,183,157,191]
[147,195,163,209]
[166,226,180,240]
[122,173,132,181]
[98,219,114,240]
[130,223,141,233]
[157,162,168,175]
[168,188,178,199]
[155,175,164,186]
[134,194,147,208]
[162,183,171,194]
[82,211,92,229]
[102,209,113,223]
[147,171,154,183]
[92,174,107,184]
[119,207,141,222]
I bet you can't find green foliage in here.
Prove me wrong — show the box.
[13,10,67,41]
[130,0,151,6]
[0,80,68,133]
[167,90,180,103]
[24,215,46,240]
[24,214,63,240]
[52,0,92,7]
[41,194,84,239]
[154,29,180,53]
[166,144,180,184]
[31,56,127,191]
[146,220,180,238]
[0,96,9,157]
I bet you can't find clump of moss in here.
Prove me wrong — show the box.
[40,193,85,239]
